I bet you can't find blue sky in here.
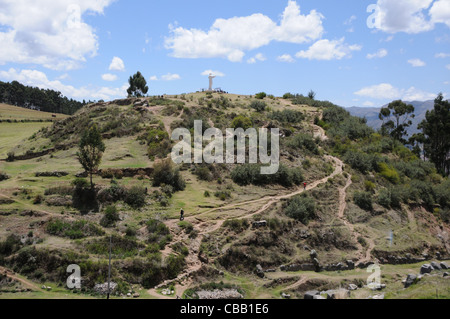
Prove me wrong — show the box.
[0,0,449,108]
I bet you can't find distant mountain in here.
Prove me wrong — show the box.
[347,100,435,137]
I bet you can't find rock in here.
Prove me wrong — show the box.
[325,289,350,299]
[441,262,449,270]
[443,272,449,278]
[420,264,434,275]
[431,261,442,270]
[281,293,291,299]
[404,274,418,288]
[310,250,318,259]
[196,289,243,300]
[133,293,140,298]
[280,265,286,272]
[371,294,385,300]
[94,282,118,295]
[348,284,358,291]
[127,293,131,297]
[304,290,320,300]
[256,265,265,278]
[313,295,326,299]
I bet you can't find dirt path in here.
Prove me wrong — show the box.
[0,266,44,292]
[0,192,57,218]
[148,155,344,298]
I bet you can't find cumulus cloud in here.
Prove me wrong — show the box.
[408,58,426,67]
[165,1,324,62]
[436,52,450,58]
[102,73,118,81]
[295,38,362,60]
[430,0,450,27]
[109,57,125,72]
[201,70,225,77]
[370,0,450,34]
[277,54,295,63]
[161,73,181,81]
[247,53,266,64]
[0,0,114,70]
[0,68,127,101]
[355,83,437,101]
[367,48,388,59]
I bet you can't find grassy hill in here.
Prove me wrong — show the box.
[0,103,68,121]
[0,94,448,299]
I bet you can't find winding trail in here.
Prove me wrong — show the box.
[0,266,44,292]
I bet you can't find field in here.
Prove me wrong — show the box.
[0,103,68,121]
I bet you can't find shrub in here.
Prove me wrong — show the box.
[378,163,400,184]
[249,100,267,112]
[6,152,15,162]
[364,181,376,193]
[231,164,303,187]
[255,92,267,100]
[354,191,373,211]
[287,133,319,154]
[124,186,147,209]
[147,219,171,249]
[0,171,10,181]
[204,191,211,198]
[100,205,120,228]
[178,221,194,234]
[284,194,316,225]
[152,159,186,191]
[231,115,252,130]
[33,194,44,204]
[214,190,231,201]
[195,166,213,182]
[269,110,304,124]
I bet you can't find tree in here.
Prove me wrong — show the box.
[379,100,415,144]
[308,90,316,100]
[77,124,106,188]
[418,94,450,176]
[127,71,149,98]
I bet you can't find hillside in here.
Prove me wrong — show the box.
[0,93,449,300]
[347,100,434,136]
[0,103,68,121]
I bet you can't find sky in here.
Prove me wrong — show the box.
[0,0,449,108]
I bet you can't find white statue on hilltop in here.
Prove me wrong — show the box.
[208,73,216,92]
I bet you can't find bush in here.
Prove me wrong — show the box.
[223,219,249,232]
[231,115,252,130]
[100,205,120,228]
[231,164,303,187]
[0,171,10,181]
[214,190,231,201]
[354,191,373,211]
[124,186,147,209]
[255,92,267,100]
[33,194,44,204]
[269,110,304,124]
[364,181,376,193]
[195,166,213,182]
[6,152,15,162]
[287,133,319,154]
[152,159,186,191]
[147,219,171,249]
[249,100,267,112]
[378,163,400,184]
[284,194,316,225]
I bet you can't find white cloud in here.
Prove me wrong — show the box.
[430,0,450,27]
[363,101,375,107]
[436,52,450,58]
[149,76,158,81]
[161,73,181,81]
[0,0,114,70]
[295,38,362,61]
[201,70,225,77]
[408,58,426,67]
[102,73,118,81]
[247,53,266,64]
[109,57,125,72]
[370,0,434,34]
[0,68,127,101]
[165,1,324,62]
[447,64,450,70]
[277,54,295,63]
[355,83,436,101]
[367,48,388,59]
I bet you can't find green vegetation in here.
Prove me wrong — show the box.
[152,159,186,191]
[46,219,104,239]
[284,194,316,225]
[127,71,149,98]
[231,164,303,187]
[77,124,105,188]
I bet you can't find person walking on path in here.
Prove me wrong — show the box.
[180,209,185,221]
[304,182,307,191]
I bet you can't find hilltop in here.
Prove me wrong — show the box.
[0,92,449,300]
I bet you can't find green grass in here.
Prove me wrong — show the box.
[0,103,68,121]
[0,122,52,158]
